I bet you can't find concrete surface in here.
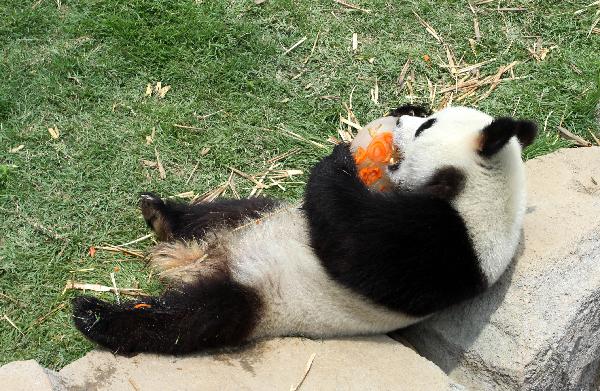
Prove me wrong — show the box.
[400,147,600,391]
[1,336,462,391]
[0,359,61,391]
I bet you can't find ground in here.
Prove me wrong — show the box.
[0,0,598,369]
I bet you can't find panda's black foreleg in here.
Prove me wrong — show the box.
[72,276,262,354]
[140,193,280,241]
[303,142,372,219]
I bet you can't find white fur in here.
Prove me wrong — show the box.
[225,208,421,339]
[389,106,527,284]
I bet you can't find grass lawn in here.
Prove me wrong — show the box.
[1,0,599,369]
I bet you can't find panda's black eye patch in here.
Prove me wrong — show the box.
[414,118,437,138]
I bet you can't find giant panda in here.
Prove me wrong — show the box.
[72,104,537,354]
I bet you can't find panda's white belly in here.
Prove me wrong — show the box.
[225,207,421,339]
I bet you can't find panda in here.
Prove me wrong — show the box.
[72,104,537,354]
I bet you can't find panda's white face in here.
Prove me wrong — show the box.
[388,106,534,284]
[390,106,497,190]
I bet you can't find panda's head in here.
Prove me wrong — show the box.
[388,106,537,283]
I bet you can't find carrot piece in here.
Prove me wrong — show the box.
[354,146,368,164]
[366,136,392,163]
[359,166,383,186]
[381,132,393,145]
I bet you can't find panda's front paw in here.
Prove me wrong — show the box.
[330,143,356,172]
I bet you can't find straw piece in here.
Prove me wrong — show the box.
[173,124,204,131]
[289,353,317,391]
[228,167,268,189]
[2,315,23,335]
[117,233,153,248]
[370,77,379,104]
[333,0,370,13]
[195,182,229,203]
[397,59,411,91]
[0,292,24,308]
[557,126,592,147]
[249,163,278,197]
[496,7,527,12]
[29,302,66,328]
[110,272,121,304]
[185,161,200,185]
[339,116,361,130]
[303,32,321,65]
[97,245,145,259]
[283,36,307,55]
[63,280,147,296]
[476,61,518,102]
[196,109,224,120]
[267,148,302,164]
[9,144,25,153]
[453,58,496,74]
[272,126,327,149]
[589,129,600,146]
[154,147,166,180]
[413,11,443,43]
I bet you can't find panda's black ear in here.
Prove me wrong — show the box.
[478,117,537,157]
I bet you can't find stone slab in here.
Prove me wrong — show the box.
[53,336,461,391]
[0,359,60,391]
[400,147,600,391]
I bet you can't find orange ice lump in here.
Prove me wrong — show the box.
[353,131,395,189]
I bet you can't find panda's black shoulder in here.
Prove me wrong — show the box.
[303,159,487,317]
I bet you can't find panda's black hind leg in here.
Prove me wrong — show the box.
[388,104,431,118]
[140,192,173,241]
[139,192,281,241]
[72,277,263,354]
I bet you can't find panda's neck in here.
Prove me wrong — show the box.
[453,161,526,285]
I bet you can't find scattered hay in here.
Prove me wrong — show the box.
[527,38,557,62]
[145,82,171,99]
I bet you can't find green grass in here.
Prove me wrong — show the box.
[0,0,598,369]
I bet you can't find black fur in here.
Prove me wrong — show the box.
[421,166,466,200]
[388,104,431,118]
[479,117,538,157]
[414,118,437,138]
[140,193,280,241]
[72,276,262,354]
[303,143,486,317]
